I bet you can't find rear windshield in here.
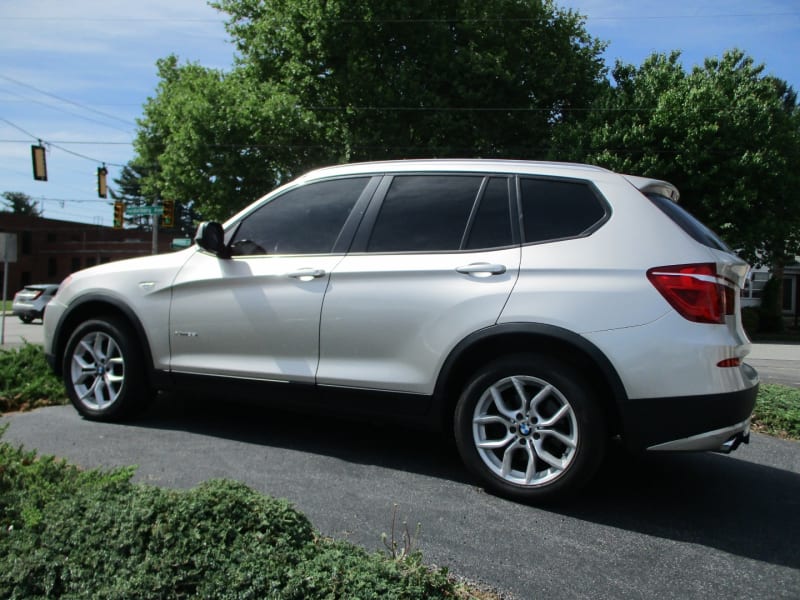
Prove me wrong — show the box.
[646,193,732,253]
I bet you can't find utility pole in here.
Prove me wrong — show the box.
[152,213,159,255]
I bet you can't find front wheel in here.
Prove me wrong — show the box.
[454,354,606,503]
[62,317,148,421]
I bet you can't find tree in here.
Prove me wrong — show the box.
[111,162,155,231]
[134,0,606,221]
[112,161,202,236]
[1,191,42,216]
[553,50,800,279]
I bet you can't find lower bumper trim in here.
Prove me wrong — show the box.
[647,419,751,452]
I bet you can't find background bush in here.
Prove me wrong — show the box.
[0,343,67,413]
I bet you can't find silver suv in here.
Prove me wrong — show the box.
[44,160,758,502]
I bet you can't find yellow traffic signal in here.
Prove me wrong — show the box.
[97,166,108,198]
[113,201,124,229]
[162,199,175,228]
[31,144,47,181]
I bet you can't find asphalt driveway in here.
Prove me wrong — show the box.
[2,397,799,599]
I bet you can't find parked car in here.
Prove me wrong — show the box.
[43,160,758,502]
[12,283,59,323]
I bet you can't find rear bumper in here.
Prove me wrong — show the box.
[12,306,42,318]
[647,418,751,452]
[620,379,759,453]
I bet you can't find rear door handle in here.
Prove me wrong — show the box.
[287,268,327,281]
[456,263,507,277]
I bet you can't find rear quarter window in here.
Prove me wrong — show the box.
[520,178,608,244]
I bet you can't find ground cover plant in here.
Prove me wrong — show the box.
[0,428,467,599]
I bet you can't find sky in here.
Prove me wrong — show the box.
[1,0,798,228]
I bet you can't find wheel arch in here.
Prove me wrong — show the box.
[51,294,157,384]
[432,323,628,437]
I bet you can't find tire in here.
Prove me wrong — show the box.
[19,315,33,324]
[454,353,606,503]
[62,317,148,421]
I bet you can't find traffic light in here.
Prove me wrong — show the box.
[31,144,47,181]
[97,166,108,198]
[113,201,124,229]
[161,199,175,228]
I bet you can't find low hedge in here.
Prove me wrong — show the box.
[0,430,458,599]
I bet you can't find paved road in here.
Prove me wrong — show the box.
[2,399,799,599]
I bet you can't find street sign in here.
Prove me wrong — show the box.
[171,238,192,249]
[126,205,163,216]
[0,233,18,262]
[1,232,18,345]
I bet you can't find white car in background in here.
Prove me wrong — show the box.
[43,159,758,502]
[12,283,59,323]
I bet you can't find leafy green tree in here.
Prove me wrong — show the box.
[112,162,200,236]
[1,191,41,216]
[111,162,154,230]
[134,0,606,221]
[553,50,800,282]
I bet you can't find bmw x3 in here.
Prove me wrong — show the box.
[44,160,759,502]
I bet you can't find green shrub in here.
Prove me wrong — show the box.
[0,343,67,413]
[741,307,760,336]
[758,277,784,333]
[0,431,459,599]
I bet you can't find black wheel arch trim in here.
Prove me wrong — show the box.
[50,293,163,387]
[431,322,629,426]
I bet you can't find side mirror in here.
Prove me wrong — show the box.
[194,222,230,258]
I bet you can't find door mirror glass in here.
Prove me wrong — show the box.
[194,222,229,258]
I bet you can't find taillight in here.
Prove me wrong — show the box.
[647,263,735,324]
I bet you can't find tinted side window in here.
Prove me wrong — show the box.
[230,177,368,255]
[465,177,513,250]
[367,176,483,252]
[520,178,607,243]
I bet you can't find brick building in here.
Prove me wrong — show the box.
[0,214,174,292]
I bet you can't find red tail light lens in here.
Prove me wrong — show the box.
[647,264,734,324]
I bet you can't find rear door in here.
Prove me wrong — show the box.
[317,174,521,395]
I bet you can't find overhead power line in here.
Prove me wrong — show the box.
[0,117,126,167]
[0,74,136,128]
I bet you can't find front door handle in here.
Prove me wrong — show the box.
[456,263,507,277]
[287,268,326,281]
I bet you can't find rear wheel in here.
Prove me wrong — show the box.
[454,354,606,502]
[62,317,148,421]
[19,315,33,324]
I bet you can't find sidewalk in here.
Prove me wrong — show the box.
[749,343,800,360]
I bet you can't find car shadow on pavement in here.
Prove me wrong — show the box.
[135,392,470,484]
[559,444,800,570]
[134,393,800,571]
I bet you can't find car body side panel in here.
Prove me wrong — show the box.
[44,250,192,371]
[168,249,343,382]
[317,247,520,394]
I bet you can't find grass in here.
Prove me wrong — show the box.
[751,384,800,439]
